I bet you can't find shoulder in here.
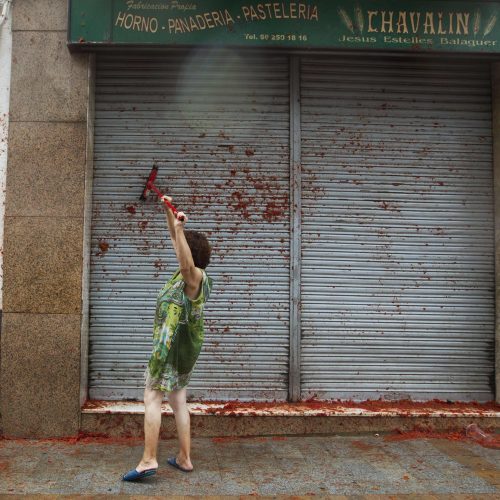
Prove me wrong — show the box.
[182,267,204,301]
[180,266,202,286]
[188,269,214,304]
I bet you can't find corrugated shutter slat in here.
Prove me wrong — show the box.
[90,51,290,401]
[300,56,495,402]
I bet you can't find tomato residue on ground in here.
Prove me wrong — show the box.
[198,397,499,415]
[82,397,499,416]
[385,429,465,442]
[383,426,500,449]
[211,436,287,443]
[0,431,142,446]
[3,398,499,448]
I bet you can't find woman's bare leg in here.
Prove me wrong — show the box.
[136,386,163,471]
[168,387,193,470]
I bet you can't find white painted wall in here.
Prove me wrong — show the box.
[0,1,12,310]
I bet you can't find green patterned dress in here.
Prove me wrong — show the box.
[143,268,213,392]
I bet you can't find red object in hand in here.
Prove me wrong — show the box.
[140,166,185,221]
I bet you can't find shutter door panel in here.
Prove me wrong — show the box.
[300,56,494,401]
[90,50,290,400]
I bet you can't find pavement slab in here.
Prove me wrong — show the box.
[0,433,499,497]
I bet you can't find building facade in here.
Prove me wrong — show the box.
[1,0,499,437]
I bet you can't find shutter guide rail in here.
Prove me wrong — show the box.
[289,55,302,402]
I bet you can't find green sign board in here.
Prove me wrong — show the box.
[69,0,500,53]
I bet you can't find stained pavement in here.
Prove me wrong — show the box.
[0,433,499,497]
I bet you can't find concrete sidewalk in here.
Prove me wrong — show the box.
[0,432,499,497]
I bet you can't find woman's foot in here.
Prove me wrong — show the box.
[122,458,158,482]
[168,454,193,472]
[174,454,193,471]
[136,458,159,473]
[122,467,157,482]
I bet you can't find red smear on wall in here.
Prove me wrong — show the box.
[229,191,251,219]
[262,199,288,222]
[126,205,137,214]
[98,241,109,252]
[96,240,110,256]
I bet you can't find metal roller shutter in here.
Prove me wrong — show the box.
[90,50,290,401]
[300,56,495,402]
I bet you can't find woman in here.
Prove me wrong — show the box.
[123,195,213,481]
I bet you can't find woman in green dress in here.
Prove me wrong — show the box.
[123,195,213,482]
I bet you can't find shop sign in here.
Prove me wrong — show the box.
[69,0,500,53]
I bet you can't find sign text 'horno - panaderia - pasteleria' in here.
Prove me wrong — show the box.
[69,1,500,53]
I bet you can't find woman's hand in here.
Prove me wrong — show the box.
[174,211,188,228]
[160,194,173,209]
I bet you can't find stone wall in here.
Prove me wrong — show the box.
[0,0,89,437]
[0,1,13,316]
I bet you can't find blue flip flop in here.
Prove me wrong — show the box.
[122,467,157,481]
[167,456,193,473]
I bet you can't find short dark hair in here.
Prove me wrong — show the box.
[184,230,212,269]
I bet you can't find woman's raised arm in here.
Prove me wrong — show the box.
[173,212,203,299]
[160,195,177,248]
